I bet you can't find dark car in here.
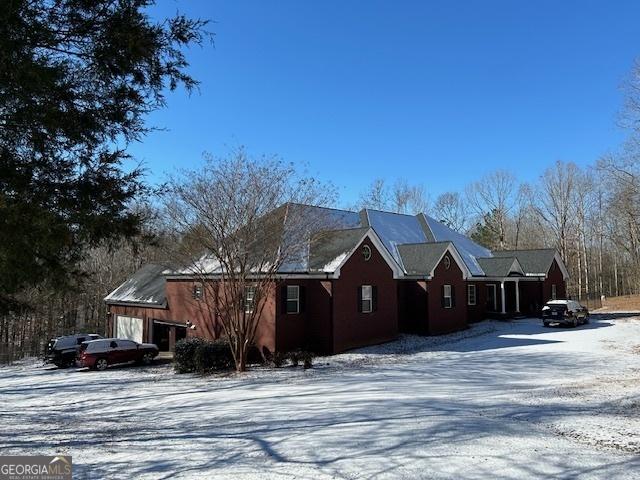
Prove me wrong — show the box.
[46,333,103,367]
[78,338,159,371]
[542,300,589,327]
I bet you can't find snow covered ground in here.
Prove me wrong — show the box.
[1,314,640,479]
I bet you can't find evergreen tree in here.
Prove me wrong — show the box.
[0,0,208,308]
[470,209,504,251]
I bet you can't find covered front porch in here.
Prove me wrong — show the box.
[477,277,544,318]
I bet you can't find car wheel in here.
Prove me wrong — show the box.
[142,353,154,365]
[94,358,108,371]
[572,318,578,328]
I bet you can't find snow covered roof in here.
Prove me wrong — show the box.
[362,209,489,276]
[420,214,490,276]
[279,204,362,273]
[308,227,370,273]
[364,210,431,261]
[104,264,169,306]
[126,204,562,284]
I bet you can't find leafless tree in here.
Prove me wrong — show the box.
[466,170,518,249]
[433,192,469,233]
[391,179,430,214]
[357,178,389,211]
[532,161,578,261]
[357,178,429,214]
[163,148,336,372]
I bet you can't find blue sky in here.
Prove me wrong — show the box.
[130,0,640,207]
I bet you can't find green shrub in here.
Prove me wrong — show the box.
[174,338,234,374]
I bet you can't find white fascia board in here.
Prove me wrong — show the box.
[333,228,404,279]
[467,276,543,282]
[105,300,167,308]
[510,258,525,275]
[429,243,471,280]
[163,273,332,281]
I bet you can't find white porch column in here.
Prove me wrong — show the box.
[500,281,506,314]
[515,279,520,313]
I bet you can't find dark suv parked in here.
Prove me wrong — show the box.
[542,300,589,327]
[46,333,102,367]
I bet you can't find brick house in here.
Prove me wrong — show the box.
[105,204,568,354]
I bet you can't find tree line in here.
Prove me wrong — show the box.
[2,1,640,365]
[354,152,640,305]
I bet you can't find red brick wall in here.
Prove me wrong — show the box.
[426,253,467,334]
[543,259,566,301]
[466,281,487,322]
[331,238,398,353]
[108,278,277,353]
[398,280,428,333]
[274,279,333,354]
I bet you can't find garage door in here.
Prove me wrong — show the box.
[115,315,143,343]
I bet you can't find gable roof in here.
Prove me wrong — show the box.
[364,210,431,260]
[308,227,370,272]
[476,257,524,277]
[309,228,404,278]
[148,204,565,281]
[492,249,559,276]
[397,242,451,276]
[104,264,169,307]
[420,214,490,276]
[361,209,490,276]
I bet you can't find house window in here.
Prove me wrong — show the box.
[362,244,372,261]
[443,284,453,309]
[359,285,378,313]
[286,285,300,314]
[443,255,451,270]
[551,284,557,300]
[244,286,257,313]
[467,284,476,306]
[192,284,203,300]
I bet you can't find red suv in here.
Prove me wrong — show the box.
[78,338,159,371]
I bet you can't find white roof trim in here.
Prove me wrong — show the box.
[106,300,167,308]
[332,228,405,279]
[467,276,543,282]
[509,258,525,276]
[430,243,471,280]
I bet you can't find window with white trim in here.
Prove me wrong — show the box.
[286,285,300,314]
[192,284,203,300]
[361,285,373,313]
[467,284,476,306]
[551,284,557,300]
[244,286,257,313]
[443,284,453,309]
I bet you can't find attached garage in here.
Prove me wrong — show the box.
[115,315,143,343]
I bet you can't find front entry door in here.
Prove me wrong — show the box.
[486,284,497,311]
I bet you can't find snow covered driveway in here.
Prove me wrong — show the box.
[1,315,640,479]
